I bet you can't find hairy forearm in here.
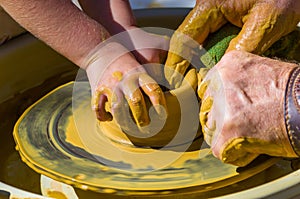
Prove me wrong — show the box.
[78,0,136,35]
[0,0,110,67]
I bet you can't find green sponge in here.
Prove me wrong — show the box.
[200,23,300,68]
[201,24,240,68]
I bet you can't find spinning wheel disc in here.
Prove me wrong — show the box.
[13,81,278,195]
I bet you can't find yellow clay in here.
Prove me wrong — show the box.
[112,71,123,81]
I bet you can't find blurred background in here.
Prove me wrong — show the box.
[127,0,195,9]
[72,0,196,9]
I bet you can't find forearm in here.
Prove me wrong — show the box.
[78,0,137,35]
[0,0,110,68]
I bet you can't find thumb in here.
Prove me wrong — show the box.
[165,3,225,88]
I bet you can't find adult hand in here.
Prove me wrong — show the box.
[165,0,300,88]
[85,42,167,128]
[199,50,299,167]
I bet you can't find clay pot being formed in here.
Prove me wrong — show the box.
[98,68,202,149]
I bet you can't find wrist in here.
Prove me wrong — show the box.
[83,41,128,69]
[285,66,300,157]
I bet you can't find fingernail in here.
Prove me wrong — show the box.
[136,119,150,128]
[172,76,183,89]
[154,105,167,120]
[139,125,152,135]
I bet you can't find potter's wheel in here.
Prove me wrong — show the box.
[13,81,278,195]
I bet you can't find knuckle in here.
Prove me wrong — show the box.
[129,95,143,106]
[149,85,163,97]
[148,88,166,105]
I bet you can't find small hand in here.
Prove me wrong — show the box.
[85,42,167,128]
[165,0,300,88]
[199,50,298,166]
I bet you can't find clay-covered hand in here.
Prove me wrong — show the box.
[199,50,299,167]
[84,42,167,128]
[165,0,300,88]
